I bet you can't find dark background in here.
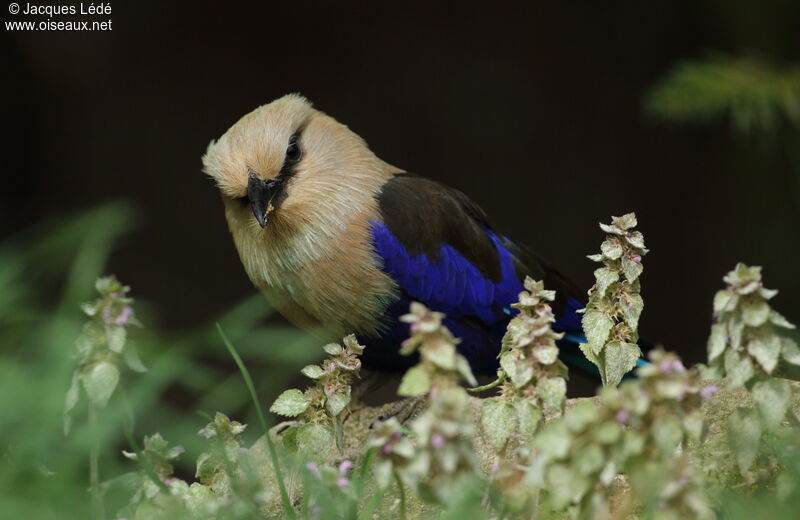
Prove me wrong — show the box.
[2,1,799,366]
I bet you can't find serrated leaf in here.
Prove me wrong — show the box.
[653,416,683,455]
[63,373,81,435]
[748,335,781,374]
[269,389,310,417]
[713,290,737,313]
[600,240,624,260]
[455,354,477,386]
[325,389,350,417]
[301,364,325,379]
[707,323,727,361]
[612,213,637,229]
[741,298,770,327]
[515,400,542,438]
[82,362,119,407]
[587,254,604,262]
[578,342,599,365]
[426,340,456,370]
[621,293,644,331]
[106,325,126,353]
[602,341,641,388]
[533,345,559,365]
[781,337,800,366]
[296,423,334,457]
[501,351,534,388]
[728,318,744,351]
[582,311,613,349]
[728,407,762,474]
[724,348,754,388]
[537,377,566,412]
[594,267,620,297]
[397,365,431,396]
[123,347,147,373]
[752,378,791,430]
[322,343,343,356]
[621,256,643,283]
[481,399,518,451]
[769,310,795,329]
[625,230,645,249]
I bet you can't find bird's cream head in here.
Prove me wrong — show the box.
[202,94,396,235]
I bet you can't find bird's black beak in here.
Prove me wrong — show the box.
[247,170,285,228]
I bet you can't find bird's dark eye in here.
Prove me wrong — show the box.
[285,134,302,163]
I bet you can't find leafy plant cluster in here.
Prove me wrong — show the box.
[11,206,799,520]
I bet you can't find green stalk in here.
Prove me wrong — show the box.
[88,402,105,520]
[394,470,407,520]
[216,323,295,519]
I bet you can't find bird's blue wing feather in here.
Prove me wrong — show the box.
[370,221,524,325]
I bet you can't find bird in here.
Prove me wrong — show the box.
[202,94,604,376]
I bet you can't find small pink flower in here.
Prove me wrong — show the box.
[615,409,629,424]
[338,460,353,476]
[115,306,132,325]
[631,255,642,263]
[700,385,719,401]
[337,477,349,489]
[383,444,394,454]
[328,362,337,373]
[431,433,445,449]
[306,461,321,478]
[163,479,171,487]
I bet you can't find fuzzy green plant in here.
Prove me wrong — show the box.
[704,263,800,478]
[528,350,713,519]
[581,212,648,387]
[269,334,366,455]
[396,302,477,396]
[479,277,568,454]
[397,387,481,507]
[63,275,146,518]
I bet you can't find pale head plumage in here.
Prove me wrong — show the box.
[202,94,400,337]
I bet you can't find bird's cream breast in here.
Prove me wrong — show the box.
[223,196,398,337]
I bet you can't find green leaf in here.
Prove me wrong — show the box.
[707,323,727,361]
[602,341,641,388]
[621,293,644,331]
[515,400,542,438]
[63,373,81,435]
[727,407,762,474]
[123,347,148,373]
[747,335,781,374]
[781,337,800,366]
[582,311,613,350]
[500,351,534,388]
[269,389,310,417]
[621,256,643,283]
[713,290,737,313]
[594,267,620,297]
[653,416,683,455]
[683,411,706,443]
[625,230,646,249]
[533,345,559,365]
[82,361,119,407]
[728,318,744,351]
[296,424,335,457]
[741,298,770,327]
[397,365,431,396]
[600,240,623,260]
[612,213,637,229]
[537,377,567,412]
[752,378,792,430]
[106,325,126,353]
[481,399,518,452]
[578,342,599,365]
[587,254,604,262]
[426,341,456,370]
[301,364,325,379]
[455,354,478,386]
[322,343,343,356]
[325,389,350,417]
[769,310,795,329]
[725,348,754,388]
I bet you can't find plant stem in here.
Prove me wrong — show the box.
[88,402,105,520]
[216,323,295,519]
[394,470,407,520]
